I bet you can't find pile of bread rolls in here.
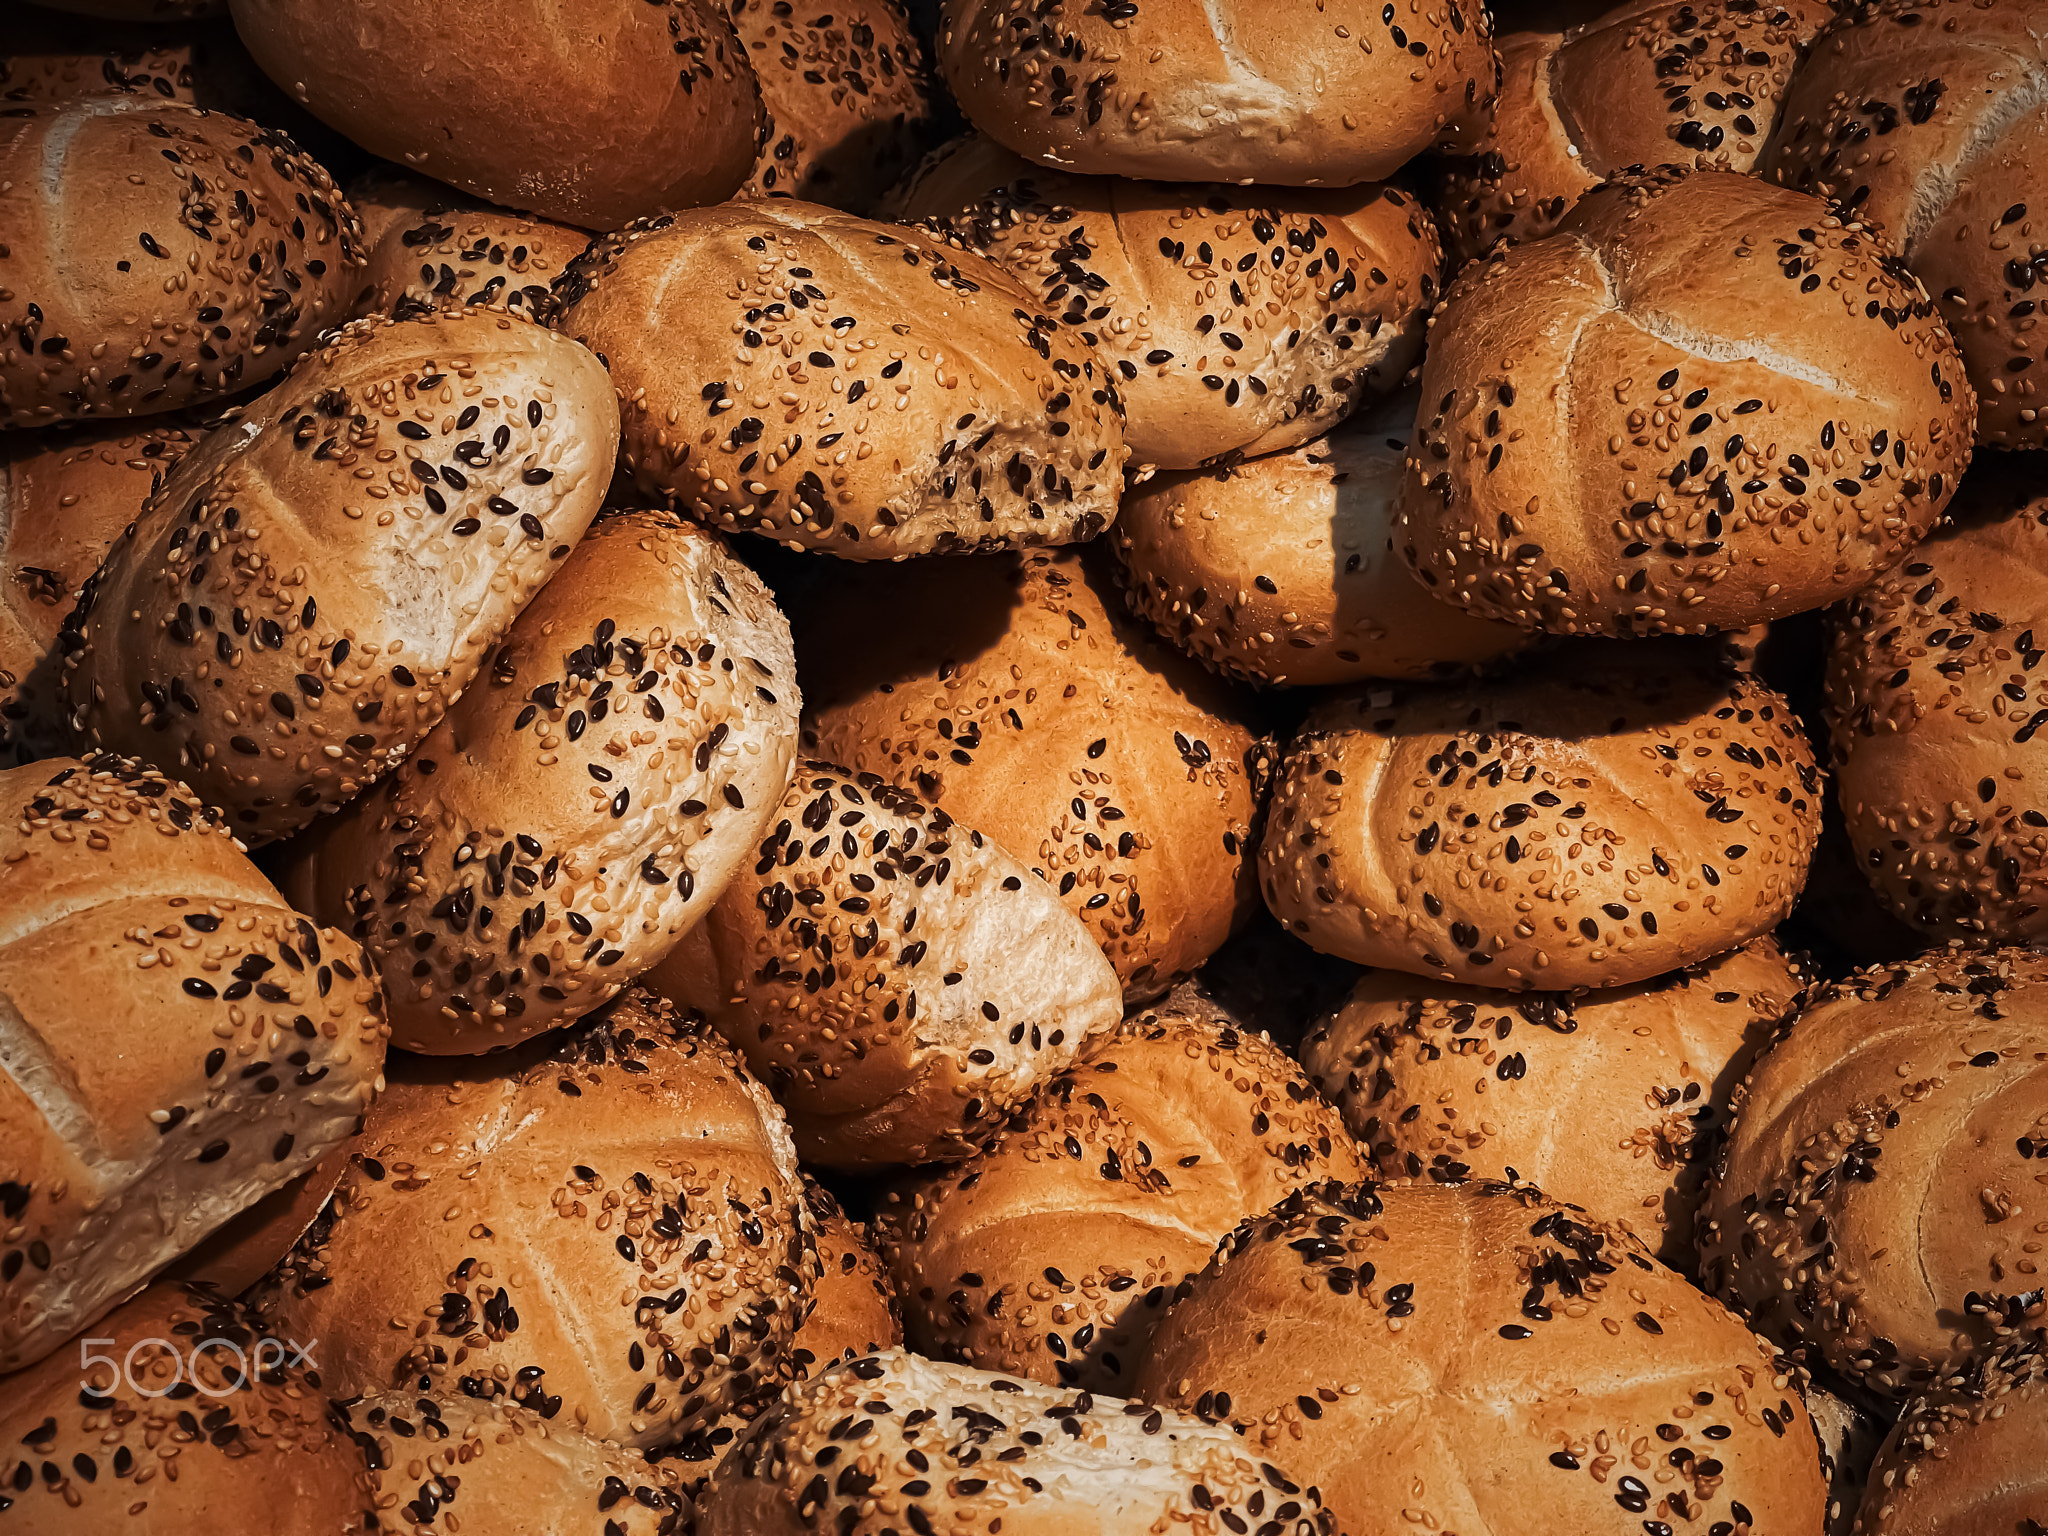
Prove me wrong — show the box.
[2,1,2042,1533]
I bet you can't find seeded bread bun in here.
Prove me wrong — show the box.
[227,0,765,229]
[1260,646,1824,989]
[798,548,1267,999]
[0,97,364,428]
[282,510,799,1054]
[1136,1179,1830,1536]
[1763,0,2048,449]
[874,983,1367,1395]
[0,1283,370,1534]
[794,1178,903,1376]
[1852,1379,2047,1534]
[61,308,618,845]
[698,1348,1341,1536]
[1113,391,1531,685]
[344,169,590,322]
[893,133,1442,471]
[1434,0,1833,267]
[1300,935,1808,1267]
[1698,946,2048,1404]
[1827,466,2048,944]
[935,0,1498,188]
[1398,167,1976,637]
[552,202,1125,559]
[334,1391,694,1536]
[0,754,387,1376]
[265,988,814,1453]
[734,0,935,210]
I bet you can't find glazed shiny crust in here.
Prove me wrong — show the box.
[895,134,1443,471]
[285,510,800,1054]
[935,0,1497,186]
[265,989,815,1453]
[697,1348,1340,1536]
[1258,646,1824,989]
[1852,1379,2047,1534]
[1398,168,1976,636]
[0,754,387,1375]
[1698,946,2048,1404]
[60,309,618,844]
[874,985,1367,1395]
[0,97,365,428]
[793,1177,903,1377]
[1135,1179,1829,1536]
[553,202,1126,559]
[650,761,1122,1167]
[1763,0,2048,448]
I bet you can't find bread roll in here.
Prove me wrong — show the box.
[0,97,364,429]
[163,1136,352,1296]
[227,0,765,229]
[0,1283,369,1534]
[1827,466,2048,944]
[1114,390,1531,684]
[0,753,387,1375]
[334,1391,694,1536]
[552,202,1125,559]
[1259,645,1824,989]
[793,1177,903,1376]
[344,169,589,322]
[798,548,1267,999]
[650,760,1119,1166]
[1434,0,1833,266]
[875,984,1367,1394]
[61,308,618,844]
[283,510,799,1054]
[734,0,935,211]
[1398,167,1976,637]
[1853,1380,2047,1534]
[892,134,1442,470]
[1764,0,2048,449]
[698,1348,1341,1536]
[1699,946,2048,1403]
[935,0,1498,187]
[1300,935,1808,1266]
[1136,1179,1830,1536]
[265,988,814,1452]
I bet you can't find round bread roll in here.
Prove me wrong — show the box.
[552,202,1126,559]
[1398,167,1977,637]
[0,1283,369,1534]
[1434,0,1833,266]
[1763,0,2048,450]
[0,753,387,1375]
[0,96,364,429]
[698,1348,1341,1536]
[734,0,935,211]
[1259,645,1824,989]
[1699,946,2048,1404]
[344,169,590,322]
[794,1177,903,1376]
[874,984,1367,1394]
[0,418,205,763]
[334,1391,693,1536]
[648,760,1120,1166]
[1300,935,1808,1267]
[1136,1178,1830,1536]
[934,0,1498,188]
[1113,390,1532,684]
[282,510,799,1054]
[1853,1379,2047,1534]
[265,988,814,1452]
[227,0,765,229]
[798,548,1268,999]
[1827,466,2048,944]
[892,133,1442,471]
[60,308,618,845]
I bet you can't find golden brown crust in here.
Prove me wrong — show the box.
[60,308,619,845]
[345,169,591,322]
[553,202,1126,559]
[1398,167,1977,637]
[797,548,1267,1000]
[793,1177,902,1376]
[1852,1379,2048,1534]
[1699,946,2048,1405]
[1136,1179,1830,1536]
